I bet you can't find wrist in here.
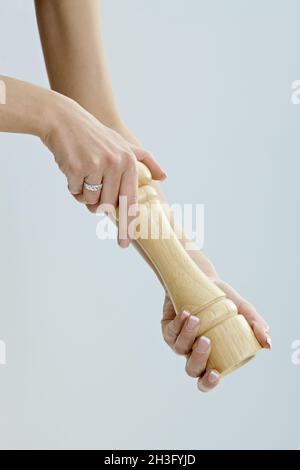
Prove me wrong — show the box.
[0,77,64,138]
[30,88,61,140]
[37,90,79,142]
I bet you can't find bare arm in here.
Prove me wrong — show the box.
[35,0,121,130]
[0,72,161,250]
[0,75,54,137]
[34,0,271,391]
[34,0,213,270]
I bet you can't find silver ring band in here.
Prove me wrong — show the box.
[83,182,103,192]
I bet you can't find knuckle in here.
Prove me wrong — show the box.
[69,161,84,176]
[135,148,149,161]
[172,317,182,331]
[185,363,198,378]
[167,323,179,340]
[123,152,136,170]
[143,150,153,161]
[240,299,252,311]
[105,153,119,168]
[173,343,188,356]
[180,328,194,341]
[87,156,101,173]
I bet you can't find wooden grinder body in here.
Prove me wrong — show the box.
[135,163,261,377]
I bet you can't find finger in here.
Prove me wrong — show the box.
[130,145,167,181]
[84,202,100,214]
[98,169,122,211]
[215,279,271,349]
[83,175,103,205]
[236,298,269,330]
[238,301,272,349]
[163,310,190,348]
[118,167,138,248]
[161,296,176,323]
[173,315,200,355]
[185,336,211,378]
[215,279,270,330]
[197,370,220,393]
[68,175,84,196]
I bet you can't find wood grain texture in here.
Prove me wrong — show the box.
[136,163,261,377]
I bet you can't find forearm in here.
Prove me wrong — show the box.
[0,75,55,138]
[35,0,122,129]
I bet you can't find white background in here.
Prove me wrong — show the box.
[0,0,299,449]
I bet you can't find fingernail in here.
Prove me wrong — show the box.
[265,325,271,333]
[180,310,190,320]
[266,335,272,349]
[119,239,130,249]
[208,370,219,384]
[187,315,199,330]
[196,336,211,354]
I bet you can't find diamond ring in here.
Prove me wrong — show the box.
[83,182,103,192]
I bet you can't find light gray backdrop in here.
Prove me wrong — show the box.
[0,0,299,450]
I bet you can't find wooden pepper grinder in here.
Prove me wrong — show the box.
[135,162,262,377]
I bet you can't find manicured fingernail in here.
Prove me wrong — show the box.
[266,335,272,349]
[196,336,210,354]
[187,315,199,330]
[208,370,219,384]
[180,310,190,320]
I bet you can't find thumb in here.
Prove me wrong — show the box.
[130,144,167,181]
